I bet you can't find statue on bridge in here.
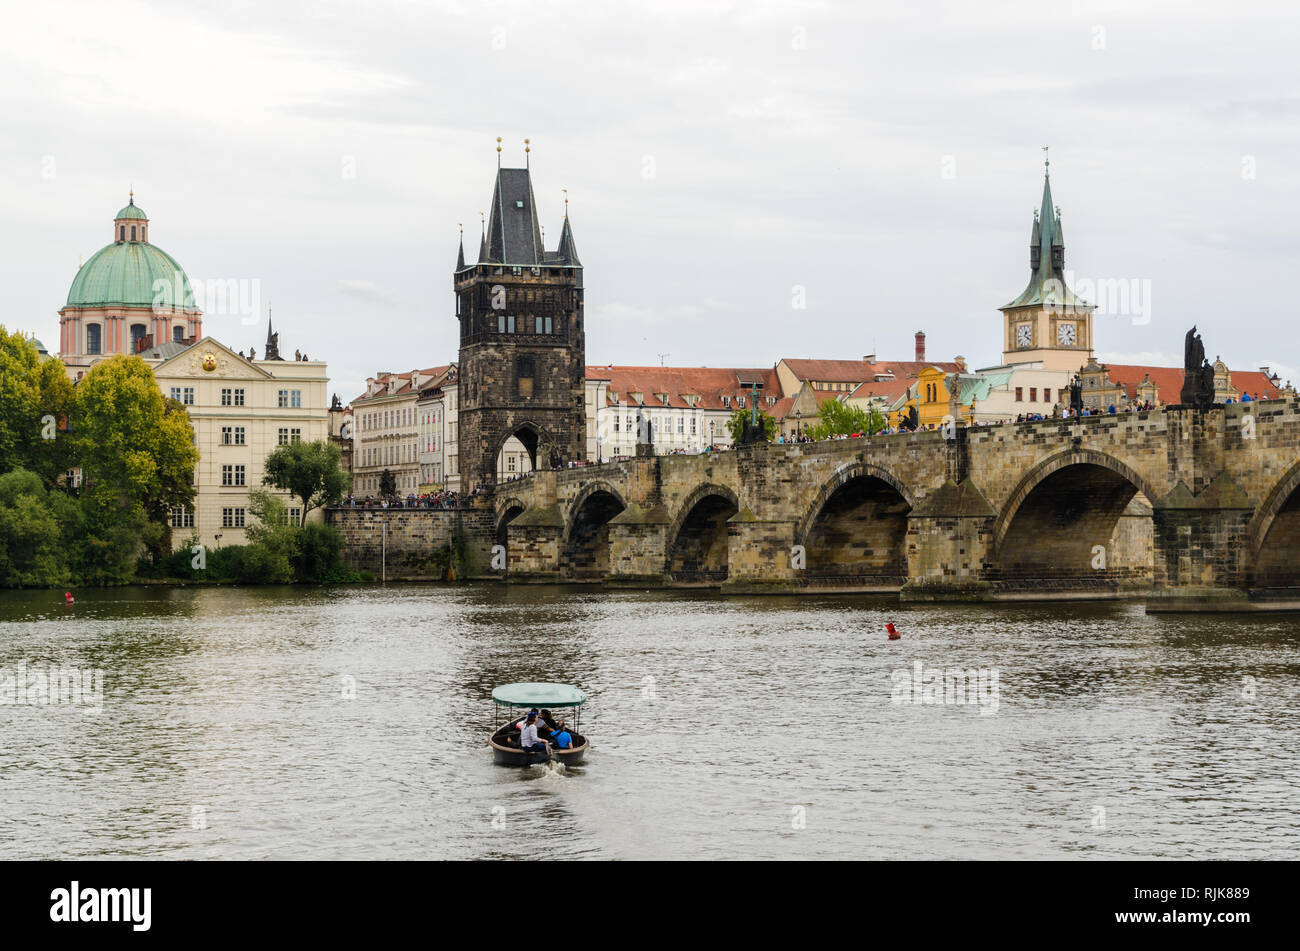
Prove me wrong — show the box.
[1069,374,1083,415]
[902,403,919,432]
[1180,326,1217,408]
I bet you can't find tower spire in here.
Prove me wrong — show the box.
[456,223,466,271]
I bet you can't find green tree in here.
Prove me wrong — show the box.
[725,408,777,445]
[377,468,396,500]
[243,488,296,583]
[263,440,351,524]
[0,469,71,587]
[72,355,198,527]
[0,325,75,485]
[807,399,887,440]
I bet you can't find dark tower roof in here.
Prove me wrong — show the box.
[552,213,581,266]
[482,167,543,265]
[456,232,466,271]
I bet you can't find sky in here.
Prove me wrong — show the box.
[4,0,1299,400]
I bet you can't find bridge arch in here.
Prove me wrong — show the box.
[795,462,915,588]
[495,496,527,548]
[561,481,627,581]
[1247,459,1300,587]
[993,448,1156,589]
[491,419,553,482]
[666,483,740,585]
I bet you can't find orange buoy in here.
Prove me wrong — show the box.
[886,622,899,640]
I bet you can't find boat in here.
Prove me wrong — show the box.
[489,682,589,766]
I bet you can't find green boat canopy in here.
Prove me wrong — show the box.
[491,682,587,708]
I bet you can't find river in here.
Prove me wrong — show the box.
[1,584,1297,859]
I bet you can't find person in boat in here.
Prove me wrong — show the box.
[518,711,549,755]
[538,709,559,737]
[550,720,574,750]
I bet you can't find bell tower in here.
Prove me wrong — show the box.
[999,152,1094,371]
[454,139,586,489]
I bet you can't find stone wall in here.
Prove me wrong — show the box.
[327,507,496,580]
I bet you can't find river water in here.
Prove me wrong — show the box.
[1,584,1297,860]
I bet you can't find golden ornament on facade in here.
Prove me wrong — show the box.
[201,352,218,372]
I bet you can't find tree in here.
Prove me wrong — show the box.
[243,488,296,583]
[0,469,72,587]
[378,468,396,499]
[263,439,351,524]
[0,325,75,485]
[807,399,887,440]
[725,408,777,445]
[72,356,198,518]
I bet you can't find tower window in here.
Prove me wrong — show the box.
[173,326,184,343]
[86,324,101,355]
[130,225,137,241]
[119,226,125,241]
[129,324,147,352]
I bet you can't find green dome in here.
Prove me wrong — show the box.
[115,201,148,220]
[66,241,196,308]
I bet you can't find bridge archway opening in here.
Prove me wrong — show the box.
[801,475,911,588]
[1253,484,1300,588]
[496,502,525,548]
[562,489,625,581]
[495,426,539,484]
[995,463,1152,590]
[668,491,739,585]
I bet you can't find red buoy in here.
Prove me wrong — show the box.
[886,622,899,640]
[64,592,75,605]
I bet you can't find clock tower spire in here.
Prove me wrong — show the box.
[998,154,1094,371]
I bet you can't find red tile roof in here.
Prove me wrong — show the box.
[1102,364,1282,402]
[781,357,963,388]
[586,365,784,411]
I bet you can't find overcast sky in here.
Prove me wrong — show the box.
[5,0,1299,399]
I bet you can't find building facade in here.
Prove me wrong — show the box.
[350,368,448,497]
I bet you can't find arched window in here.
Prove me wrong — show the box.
[86,324,102,355]
[119,226,125,241]
[173,326,184,343]
[130,225,137,241]
[130,324,147,352]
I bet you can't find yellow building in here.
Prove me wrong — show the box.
[891,366,975,429]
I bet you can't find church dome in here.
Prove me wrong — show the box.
[65,195,196,309]
[66,241,196,308]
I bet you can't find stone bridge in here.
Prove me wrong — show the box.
[492,399,1300,610]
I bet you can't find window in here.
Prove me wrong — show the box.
[221,465,246,486]
[169,507,194,528]
[278,389,302,408]
[222,507,246,528]
[221,388,245,406]
[286,508,301,524]
[86,324,102,355]
[690,417,697,436]
[130,225,136,241]
[614,416,620,433]
[677,416,684,434]
[1015,387,1023,402]
[130,324,147,352]
[1044,388,1052,403]
[517,355,535,399]
[507,315,516,333]
[173,326,184,343]
[1030,388,1037,402]
[498,314,506,333]
[544,316,553,334]
[221,426,246,445]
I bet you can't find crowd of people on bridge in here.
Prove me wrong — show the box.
[340,488,482,509]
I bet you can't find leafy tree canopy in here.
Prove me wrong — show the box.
[263,439,351,523]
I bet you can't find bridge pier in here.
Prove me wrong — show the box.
[899,479,997,602]
[606,504,671,586]
[1146,475,1254,612]
[720,513,798,594]
[504,504,564,582]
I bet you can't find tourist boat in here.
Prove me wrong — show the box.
[489,682,589,766]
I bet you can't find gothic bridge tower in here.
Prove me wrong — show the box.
[454,140,585,488]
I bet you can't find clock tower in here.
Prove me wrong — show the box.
[999,156,1094,372]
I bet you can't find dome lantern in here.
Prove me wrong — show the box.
[113,190,149,243]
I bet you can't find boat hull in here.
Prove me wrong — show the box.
[490,716,588,767]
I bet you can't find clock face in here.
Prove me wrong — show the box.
[1057,323,1077,346]
[1016,324,1033,347]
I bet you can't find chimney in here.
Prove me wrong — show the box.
[914,331,926,363]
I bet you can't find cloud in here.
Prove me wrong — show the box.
[336,280,403,307]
